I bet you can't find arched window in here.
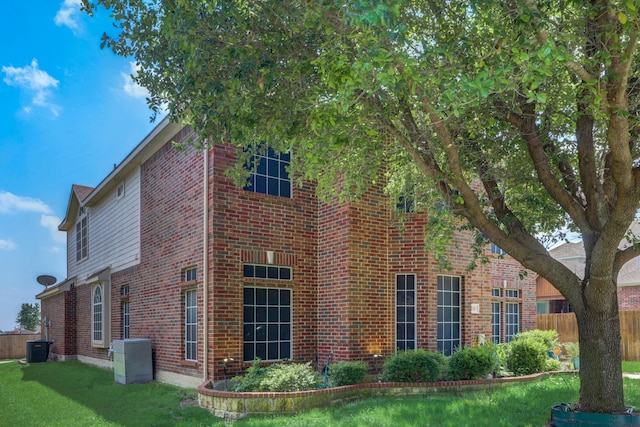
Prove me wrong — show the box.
[93,285,103,342]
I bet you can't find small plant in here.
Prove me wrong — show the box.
[505,338,547,376]
[328,361,370,386]
[563,342,580,358]
[544,358,562,372]
[382,349,447,382]
[447,345,498,380]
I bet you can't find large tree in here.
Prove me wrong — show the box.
[84,0,640,413]
[16,303,40,332]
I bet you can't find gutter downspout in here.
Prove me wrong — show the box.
[202,147,210,382]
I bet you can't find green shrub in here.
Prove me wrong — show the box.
[513,329,559,351]
[232,359,321,392]
[544,358,562,372]
[231,358,267,392]
[382,349,447,382]
[447,345,498,380]
[505,338,547,376]
[328,361,370,386]
[259,362,322,392]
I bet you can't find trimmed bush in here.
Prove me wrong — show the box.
[513,329,559,352]
[448,345,498,380]
[232,359,321,392]
[382,349,447,382]
[259,361,322,392]
[505,338,548,376]
[328,361,370,386]
[231,358,266,392]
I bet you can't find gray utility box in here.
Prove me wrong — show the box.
[113,339,153,384]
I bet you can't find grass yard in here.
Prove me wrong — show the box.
[1,360,639,427]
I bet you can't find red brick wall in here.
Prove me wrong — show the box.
[618,286,640,310]
[40,285,77,356]
[41,125,538,386]
[208,143,318,378]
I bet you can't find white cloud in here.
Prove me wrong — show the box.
[122,62,150,99]
[41,215,66,243]
[0,191,52,215]
[0,239,16,250]
[2,59,61,116]
[54,0,83,32]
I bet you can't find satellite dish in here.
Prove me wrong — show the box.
[37,275,57,288]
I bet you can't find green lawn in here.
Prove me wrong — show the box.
[1,360,639,427]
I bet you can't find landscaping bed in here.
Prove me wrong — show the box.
[198,372,549,419]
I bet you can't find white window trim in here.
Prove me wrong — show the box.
[395,273,417,351]
[91,282,111,348]
[184,289,198,361]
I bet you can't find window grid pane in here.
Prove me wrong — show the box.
[244,148,292,198]
[491,302,501,343]
[505,302,520,342]
[396,274,416,351]
[243,264,293,280]
[437,276,461,356]
[93,286,102,342]
[76,217,88,261]
[122,301,130,339]
[185,290,198,361]
[244,287,292,362]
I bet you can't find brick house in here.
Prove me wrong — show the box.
[37,118,536,388]
[536,227,640,313]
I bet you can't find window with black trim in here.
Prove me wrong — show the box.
[243,264,292,280]
[437,275,461,356]
[396,274,416,351]
[244,148,291,198]
[243,287,291,362]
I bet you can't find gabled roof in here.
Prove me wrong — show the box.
[57,117,181,231]
[59,185,95,231]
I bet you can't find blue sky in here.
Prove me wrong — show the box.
[0,1,157,331]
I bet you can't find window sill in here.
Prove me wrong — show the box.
[181,360,198,368]
[180,280,199,290]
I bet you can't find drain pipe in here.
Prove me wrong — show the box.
[202,146,210,382]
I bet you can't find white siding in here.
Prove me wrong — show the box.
[68,168,141,280]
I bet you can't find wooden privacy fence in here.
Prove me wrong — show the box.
[536,311,640,361]
[0,334,41,359]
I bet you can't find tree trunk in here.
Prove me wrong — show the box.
[575,293,625,413]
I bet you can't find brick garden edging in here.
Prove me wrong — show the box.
[198,372,549,419]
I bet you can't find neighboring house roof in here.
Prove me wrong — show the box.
[549,222,640,286]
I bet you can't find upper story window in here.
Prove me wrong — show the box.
[395,195,415,214]
[76,206,88,261]
[491,243,507,256]
[117,182,125,199]
[244,147,291,198]
[184,267,197,282]
[243,264,292,280]
[505,289,520,299]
